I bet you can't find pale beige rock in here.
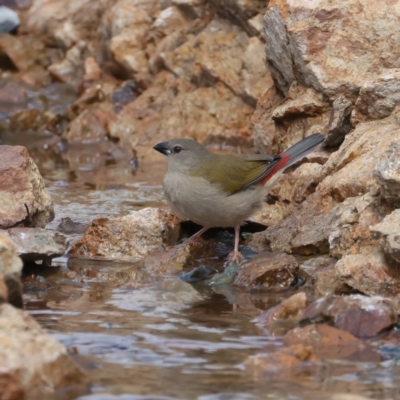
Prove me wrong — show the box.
[373,140,400,206]
[352,69,400,125]
[0,146,54,229]
[251,86,284,154]
[0,232,23,307]
[69,208,181,262]
[4,228,68,264]
[320,112,400,201]
[162,17,274,106]
[333,254,399,297]
[264,0,400,99]
[0,303,84,397]
[253,82,329,155]
[109,72,254,157]
[109,25,150,82]
[371,210,400,265]
[62,105,115,143]
[48,42,86,88]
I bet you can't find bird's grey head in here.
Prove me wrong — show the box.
[153,138,213,173]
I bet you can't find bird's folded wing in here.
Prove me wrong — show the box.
[190,153,280,195]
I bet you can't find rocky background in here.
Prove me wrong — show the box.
[2,0,400,397]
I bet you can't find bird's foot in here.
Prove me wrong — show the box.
[228,250,243,265]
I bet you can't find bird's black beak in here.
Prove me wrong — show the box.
[153,141,169,156]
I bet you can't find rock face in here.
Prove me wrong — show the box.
[263,1,400,100]
[0,146,54,229]
[69,208,181,262]
[0,232,23,308]
[0,303,85,398]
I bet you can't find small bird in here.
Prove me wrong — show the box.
[153,133,325,263]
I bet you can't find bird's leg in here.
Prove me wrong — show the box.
[186,226,209,243]
[228,224,243,264]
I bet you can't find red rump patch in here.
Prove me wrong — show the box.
[261,153,290,185]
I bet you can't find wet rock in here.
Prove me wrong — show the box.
[299,256,335,282]
[373,140,400,206]
[371,210,400,265]
[144,240,216,275]
[0,303,84,397]
[244,344,320,376]
[0,232,23,307]
[180,264,215,283]
[69,208,181,262]
[324,96,353,148]
[301,295,398,338]
[4,228,68,265]
[0,145,54,229]
[7,108,60,133]
[208,262,240,286]
[57,217,89,235]
[283,324,364,359]
[0,6,19,32]
[352,69,400,125]
[254,292,309,335]
[263,1,400,99]
[234,251,298,290]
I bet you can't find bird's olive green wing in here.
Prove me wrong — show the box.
[189,153,279,195]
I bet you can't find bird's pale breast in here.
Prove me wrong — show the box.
[163,171,265,228]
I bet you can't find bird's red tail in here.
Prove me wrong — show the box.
[261,133,324,185]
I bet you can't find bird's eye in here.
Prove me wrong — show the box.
[173,146,182,153]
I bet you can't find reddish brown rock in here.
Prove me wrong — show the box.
[244,343,320,376]
[0,146,54,229]
[284,324,364,359]
[301,295,398,338]
[144,240,216,275]
[234,251,298,289]
[254,292,309,335]
[69,208,181,262]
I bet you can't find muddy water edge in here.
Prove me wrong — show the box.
[2,81,400,400]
